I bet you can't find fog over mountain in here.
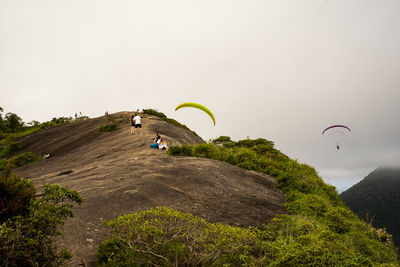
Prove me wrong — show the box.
[341,167,400,247]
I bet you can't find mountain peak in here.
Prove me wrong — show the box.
[15,111,286,265]
[340,167,400,248]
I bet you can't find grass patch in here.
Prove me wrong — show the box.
[98,123,118,132]
[0,152,42,170]
[0,141,25,158]
[0,127,42,146]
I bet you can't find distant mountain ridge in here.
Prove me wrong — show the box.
[340,167,400,247]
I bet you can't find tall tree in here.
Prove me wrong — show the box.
[4,112,24,132]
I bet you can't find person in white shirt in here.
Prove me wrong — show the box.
[130,115,135,134]
[133,114,142,134]
[158,138,169,150]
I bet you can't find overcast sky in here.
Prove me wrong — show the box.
[1,0,399,192]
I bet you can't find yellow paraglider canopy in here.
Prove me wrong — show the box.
[175,102,216,125]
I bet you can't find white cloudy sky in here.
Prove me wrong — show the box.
[1,0,400,192]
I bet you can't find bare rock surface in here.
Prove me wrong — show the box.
[15,112,285,266]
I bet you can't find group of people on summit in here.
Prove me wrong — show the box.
[130,112,169,150]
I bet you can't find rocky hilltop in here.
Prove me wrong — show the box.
[15,112,286,266]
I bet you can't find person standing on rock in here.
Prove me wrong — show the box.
[130,115,135,134]
[133,113,142,134]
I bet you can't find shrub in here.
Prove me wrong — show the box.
[0,141,24,158]
[7,152,42,169]
[324,206,353,234]
[262,215,372,266]
[39,117,72,130]
[50,117,72,124]
[0,159,7,170]
[2,113,24,132]
[143,109,167,119]
[192,143,221,159]
[26,120,40,127]
[167,145,193,156]
[165,118,194,134]
[98,123,118,132]
[212,136,232,144]
[0,165,36,222]
[97,207,264,266]
[285,192,331,217]
[75,116,89,122]
[0,170,82,266]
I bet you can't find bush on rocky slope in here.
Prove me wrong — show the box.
[0,167,82,266]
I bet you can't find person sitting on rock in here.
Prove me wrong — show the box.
[158,138,169,150]
[154,133,161,143]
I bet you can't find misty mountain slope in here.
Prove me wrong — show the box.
[14,112,286,266]
[340,167,400,247]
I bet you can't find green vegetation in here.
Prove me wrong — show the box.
[0,152,43,170]
[212,135,233,144]
[0,107,72,144]
[1,106,397,264]
[341,167,400,248]
[0,141,24,158]
[0,107,85,265]
[75,116,89,122]
[98,123,119,132]
[97,115,121,132]
[39,116,73,130]
[143,109,198,136]
[97,207,264,266]
[0,166,82,266]
[98,137,399,265]
[0,107,73,170]
[0,106,72,145]
[0,165,36,222]
[0,107,24,133]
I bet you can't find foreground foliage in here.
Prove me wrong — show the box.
[97,137,399,265]
[97,207,265,266]
[0,167,82,266]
